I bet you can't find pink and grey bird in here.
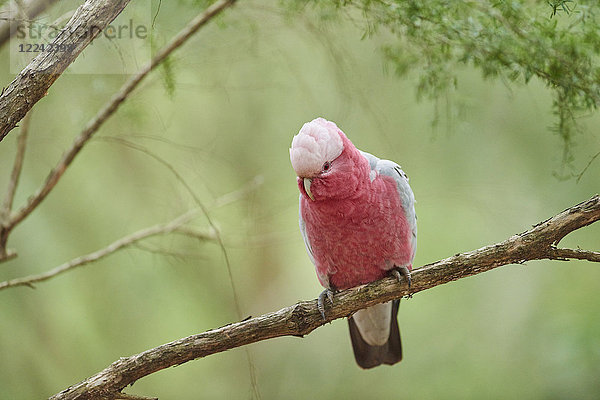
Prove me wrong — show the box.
[290,117,417,368]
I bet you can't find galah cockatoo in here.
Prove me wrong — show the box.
[290,117,417,369]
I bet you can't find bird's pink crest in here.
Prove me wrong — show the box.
[290,118,344,177]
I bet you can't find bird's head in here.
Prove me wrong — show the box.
[290,117,365,201]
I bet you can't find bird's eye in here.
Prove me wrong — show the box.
[322,161,331,172]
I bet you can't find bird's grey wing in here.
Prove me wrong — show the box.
[359,150,380,171]
[375,159,417,261]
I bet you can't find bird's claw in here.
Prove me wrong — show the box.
[317,289,335,320]
[391,266,412,289]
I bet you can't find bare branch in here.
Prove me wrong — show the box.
[576,150,600,183]
[213,175,264,208]
[0,0,132,142]
[5,0,238,233]
[98,133,245,321]
[49,195,600,400]
[173,226,217,241]
[0,0,60,49]
[0,110,31,260]
[0,172,260,288]
[131,242,205,259]
[2,111,30,217]
[547,247,600,263]
[115,394,158,400]
[0,209,204,291]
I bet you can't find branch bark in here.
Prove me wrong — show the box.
[50,195,600,400]
[0,0,131,142]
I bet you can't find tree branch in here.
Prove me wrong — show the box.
[547,247,600,263]
[0,0,238,259]
[1,111,30,217]
[49,195,600,400]
[0,0,132,142]
[0,0,235,266]
[0,209,207,291]
[0,175,261,290]
[0,110,31,261]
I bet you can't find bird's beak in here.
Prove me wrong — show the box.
[303,178,315,201]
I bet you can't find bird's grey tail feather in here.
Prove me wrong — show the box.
[347,299,402,369]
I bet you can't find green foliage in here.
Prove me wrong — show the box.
[548,0,575,17]
[294,0,600,162]
[159,52,176,98]
[150,30,176,98]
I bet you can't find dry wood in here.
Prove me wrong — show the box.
[50,195,600,400]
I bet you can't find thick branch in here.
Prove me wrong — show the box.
[0,0,131,141]
[50,195,600,400]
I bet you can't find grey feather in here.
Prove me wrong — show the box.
[359,150,379,170]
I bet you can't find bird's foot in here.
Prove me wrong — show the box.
[391,265,412,290]
[317,289,335,321]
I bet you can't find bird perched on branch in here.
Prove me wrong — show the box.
[290,117,416,368]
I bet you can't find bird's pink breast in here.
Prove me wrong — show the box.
[301,174,413,290]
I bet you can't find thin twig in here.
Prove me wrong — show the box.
[2,111,31,219]
[132,242,206,259]
[98,135,260,398]
[0,209,202,291]
[173,226,217,240]
[49,195,600,400]
[0,111,31,261]
[0,172,260,289]
[98,136,244,318]
[115,394,158,400]
[576,150,600,183]
[213,175,264,208]
[548,247,600,262]
[6,0,238,230]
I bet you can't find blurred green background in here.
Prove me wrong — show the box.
[1,1,599,399]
